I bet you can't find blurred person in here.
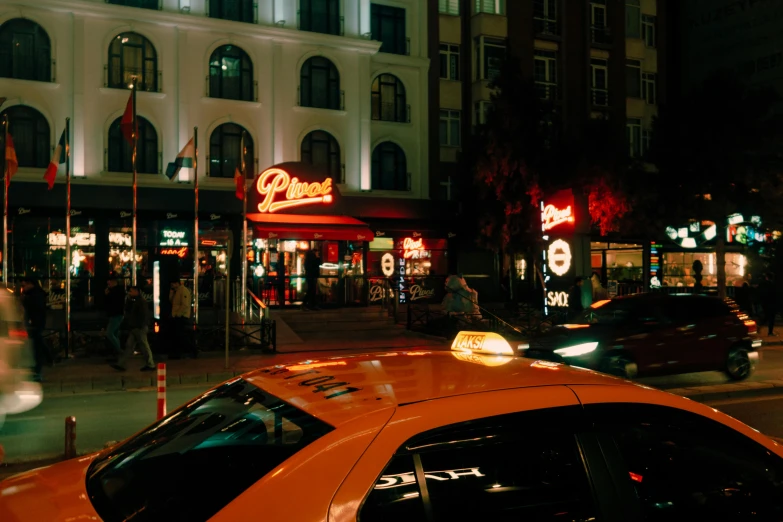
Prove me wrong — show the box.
[169,278,195,359]
[20,277,48,382]
[569,277,585,320]
[303,249,320,310]
[111,286,154,372]
[761,273,778,336]
[104,272,125,360]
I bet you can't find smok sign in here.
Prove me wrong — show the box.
[256,167,333,213]
[541,189,575,234]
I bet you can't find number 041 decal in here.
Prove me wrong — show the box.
[259,367,362,400]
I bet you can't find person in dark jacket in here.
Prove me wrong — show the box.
[104,273,126,359]
[303,249,320,310]
[761,273,778,336]
[20,277,48,382]
[568,277,585,320]
[111,286,155,372]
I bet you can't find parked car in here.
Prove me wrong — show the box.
[2,331,783,521]
[521,293,760,380]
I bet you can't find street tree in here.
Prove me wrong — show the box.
[636,70,782,297]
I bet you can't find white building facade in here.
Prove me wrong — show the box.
[0,0,430,198]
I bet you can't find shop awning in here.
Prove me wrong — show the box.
[248,214,375,242]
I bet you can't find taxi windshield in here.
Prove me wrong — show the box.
[86,378,333,522]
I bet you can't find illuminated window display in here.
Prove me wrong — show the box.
[662,252,748,288]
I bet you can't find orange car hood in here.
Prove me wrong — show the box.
[0,455,101,522]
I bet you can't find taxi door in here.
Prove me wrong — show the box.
[329,386,634,522]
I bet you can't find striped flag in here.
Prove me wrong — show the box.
[4,134,17,181]
[165,137,195,180]
[44,129,67,190]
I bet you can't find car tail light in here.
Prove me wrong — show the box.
[9,328,27,339]
[744,319,757,335]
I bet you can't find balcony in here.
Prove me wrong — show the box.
[297,10,344,36]
[535,82,559,102]
[204,76,258,102]
[297,86,345,111]
[104,65,161,93]
[534,17,559,37]
[372,102,411,123]
[591,26,613,46]
[592,88,609,107]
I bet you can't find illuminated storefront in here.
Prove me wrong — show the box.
[541,189,578,315]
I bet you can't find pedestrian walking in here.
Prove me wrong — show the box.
[111,286,155,372]
[104,272,126,360]
[20,277,48,382]
[303,249,320,310]
[569,277,585,320]
[761,273,778,336]
[169,278,195,358]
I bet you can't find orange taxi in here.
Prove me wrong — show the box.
[2,331,783,521]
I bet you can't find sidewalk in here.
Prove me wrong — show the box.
[39,333,449,396]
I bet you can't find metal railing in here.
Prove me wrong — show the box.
[591,26,612,45]
[104,65,162,93]
[535,82,559,101]
[592,88,609,107]
[297,11,344,36]
[205,75,259,102]
[534,17,559,36]
[205,0,259,24]
[372,102,411,123]
[297,86,345,111]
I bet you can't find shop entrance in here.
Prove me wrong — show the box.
[249,238,365,308]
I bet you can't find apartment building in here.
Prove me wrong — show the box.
[430,0,670,200]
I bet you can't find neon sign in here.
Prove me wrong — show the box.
[160,229,188,247]
[161,247,188,258]
[547,239,572,277]
[256,168,333,213]
[542,204,574,231]
[546,291,569,307]
[381,253,395,277]
[402,237,426,259]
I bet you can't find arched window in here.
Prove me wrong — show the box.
[299,57,341,110]
[107,0,160,10]
[209,45,254,102]
[108,116,158,174]
[371,142,407,191]
[0,106,50,168]
[209,123,254,179]
[299,0,341,36]
[107,32,158,92]
[371,74,408,123]
[0,19,51,82]
[209,0,255,23]
[301,131,341,180]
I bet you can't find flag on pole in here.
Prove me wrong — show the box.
[234,167,244,200]
[120,92,135,145]
[4,134,17,181]
[165,137,195,180]
[44,129,67,190]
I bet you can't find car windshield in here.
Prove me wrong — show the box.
[576,299,638,325]
[86,378,333,522]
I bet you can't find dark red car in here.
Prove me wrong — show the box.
[521,293,760,380]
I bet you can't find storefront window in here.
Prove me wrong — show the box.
[662,252,747,288]
[591,242,643,283]
[109,225,150,282]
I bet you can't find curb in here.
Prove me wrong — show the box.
[666,379,783,403]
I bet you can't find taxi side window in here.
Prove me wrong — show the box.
[589,403,783,521]
[359,455,427,521]
[360,406,597,522]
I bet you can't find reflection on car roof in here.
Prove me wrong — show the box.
[243,351,626,427]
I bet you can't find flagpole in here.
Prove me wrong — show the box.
[65,118,71,357]
[193,126,199,326]
[240,131,248,320]
[131,77,138,287]
[2,114,8,287]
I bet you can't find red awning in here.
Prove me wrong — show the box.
[249,214,375,242]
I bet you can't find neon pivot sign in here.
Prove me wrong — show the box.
[542,204,574,232]
[256,168,333,213]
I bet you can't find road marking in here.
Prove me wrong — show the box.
[706,394,783,407]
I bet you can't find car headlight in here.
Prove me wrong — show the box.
[554,342,599,357]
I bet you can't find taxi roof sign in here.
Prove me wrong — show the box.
[451,331,515,357]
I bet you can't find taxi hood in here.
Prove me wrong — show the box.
[0,454,100,522]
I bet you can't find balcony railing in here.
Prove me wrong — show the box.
[535,82,559,101]
[204,75,259,102]
[297,86,345,111]
[105,0,161,10]
[205,0,258,23]
[104,65,162,93]
[592,88,609,107]
[296,11,344,36]
[372,102,411,123]
[591,25,612,45]
[534,17,559,37]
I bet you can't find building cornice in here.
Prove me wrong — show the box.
[9,0,383,55]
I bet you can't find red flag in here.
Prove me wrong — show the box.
[5,134,18,181]
[234,167,244,200]
[119,92,135,145]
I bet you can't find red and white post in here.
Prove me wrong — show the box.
[156,363,166,420]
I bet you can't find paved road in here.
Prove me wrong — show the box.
[0,385,212,464]
[707,395,783,439]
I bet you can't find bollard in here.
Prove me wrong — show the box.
[157,363,166,420]
[64,416,76,459]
